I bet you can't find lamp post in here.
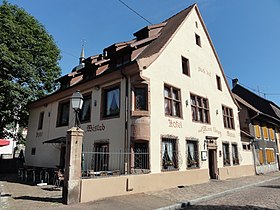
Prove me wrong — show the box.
[71,90,83,127]
[63,90,84,204]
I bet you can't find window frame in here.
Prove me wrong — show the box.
[181,56,190,77]
[38,111,44,130]
[164,84,182,118]
[186,140,199,169]
[222,143,230,166]
[190,93,210,124]
[161,137,178,171]
[101,84,121,119]
[216,75,222,91]
[79,93,92,123]
[222,105,235,130]
[133,86,148,111]
[231,144,239,165]
[195,33,201,47]
[56,100,70,127]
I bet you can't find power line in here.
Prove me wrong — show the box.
[117,0,153,25]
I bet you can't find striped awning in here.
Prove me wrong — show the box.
[0,139,10,147]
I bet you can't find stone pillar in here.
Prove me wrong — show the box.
[63,127,84,205]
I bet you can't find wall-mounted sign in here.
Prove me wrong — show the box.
[86,124,105,132]
[36,132,43,138]
[168,119,182,128]
[198,66,211,77]
[227,131,236,138]
[198,126,221,136]
[201,151,207,161]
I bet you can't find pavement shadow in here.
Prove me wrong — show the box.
[183,205,273,209]
[258,185,280,189]
[13,195,62,203]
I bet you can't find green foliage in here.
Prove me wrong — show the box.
[0,1,61,137]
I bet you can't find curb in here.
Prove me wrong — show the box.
[155,175,280,210]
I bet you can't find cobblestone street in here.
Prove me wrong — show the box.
[1,172,280,210]
[184,178,280,210]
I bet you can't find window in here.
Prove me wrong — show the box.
[242,143,251,151]
[269,128,275,141]
[222,106,235,129]
[80,94,91,123]
[216,75,222,91]
[134,87,148,111]
[222,143,230,166]
[133,143,149,170]
[232,144,239,165]
[187,141,199,168]
[195,21,198,28]
[164,85,182,117]
[191,94,210,123]
[102,86,120,118]
[161,138,178,170]
[181,56,190,76]
[38,111,44,130]
[56,101,70,127]
[266,149,275,164]
[93,143,109,172]
[254,124,261,138]
[195,33,201,47]
[257,149,264,165]
[31,147,36,155]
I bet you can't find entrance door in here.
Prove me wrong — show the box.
[208,149,217,179]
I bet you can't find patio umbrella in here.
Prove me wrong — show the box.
[0,139,10,147]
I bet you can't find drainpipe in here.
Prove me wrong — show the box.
[121,69,129,174]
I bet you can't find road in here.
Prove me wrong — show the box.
[185,178,280,210]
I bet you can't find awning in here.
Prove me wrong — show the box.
[0,139,10,147]
[42,137,66,144]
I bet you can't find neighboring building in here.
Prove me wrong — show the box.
[232,79,280,174]
[25,3,254,185]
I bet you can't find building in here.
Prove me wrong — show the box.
[232,80,280,174]
[25,4,254,197]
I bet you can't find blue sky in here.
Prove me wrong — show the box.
[4,0,280,105]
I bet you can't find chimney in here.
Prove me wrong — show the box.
[232,78,239,88]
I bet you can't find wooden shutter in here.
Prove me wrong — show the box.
[254,125,261,138]
[263,126,268,139]
[259,149,264,164]
[269,128,275,140]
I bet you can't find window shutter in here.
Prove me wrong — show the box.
[263,126,268,139]
[254,125,261,138]
[269,128,275,140]
[259,149,264,164]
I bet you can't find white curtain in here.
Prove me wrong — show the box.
[106,88,119,115]
[188,143,195,160]
[162,142,173,160]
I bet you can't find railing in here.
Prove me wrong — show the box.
[81,148,150,178]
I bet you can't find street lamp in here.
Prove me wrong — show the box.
[71,90,83,127]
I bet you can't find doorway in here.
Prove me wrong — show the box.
[208,149,217,179]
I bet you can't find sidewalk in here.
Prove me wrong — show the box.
[0,172,280,210]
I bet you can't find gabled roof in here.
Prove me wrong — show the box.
[137,4,194,60]
[30,3,239,108]
[232,84,280,123]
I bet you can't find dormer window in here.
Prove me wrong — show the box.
[116,54,130,68]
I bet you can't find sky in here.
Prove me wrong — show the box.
[3,0,280,105]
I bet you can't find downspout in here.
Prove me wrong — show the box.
[121,69,129,174]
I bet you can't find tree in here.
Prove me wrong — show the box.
[0,1,61,140]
